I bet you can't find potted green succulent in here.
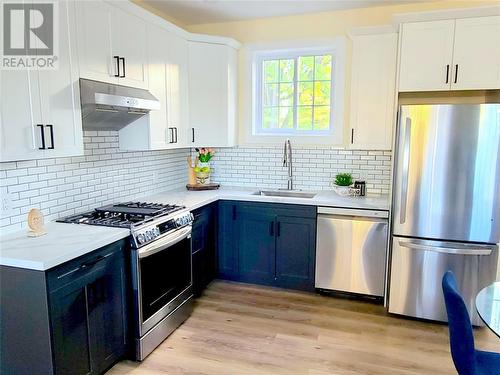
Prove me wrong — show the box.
[332,173,355,196]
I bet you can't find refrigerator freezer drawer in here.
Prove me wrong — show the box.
[388,236,498,325]
[315,213,388,296]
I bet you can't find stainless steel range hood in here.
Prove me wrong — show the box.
[79,79,160,130]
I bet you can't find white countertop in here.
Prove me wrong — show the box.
[0,222,129,271]
[144,187,390,212]
[0,187,389,271]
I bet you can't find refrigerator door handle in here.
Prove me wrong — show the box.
[398,239,494,256]
[399,118,412,224]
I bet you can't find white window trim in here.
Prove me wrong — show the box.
[242,38,346,146]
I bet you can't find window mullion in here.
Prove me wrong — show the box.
[312,56,316,130]
[293,56,298,131]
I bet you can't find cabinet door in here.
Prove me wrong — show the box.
[192,207,210,295]
[0,70,45,161]
[275,216,316,291]
[399,20,455,92]
[452,16,500,90]
[237,208,276,285]
[75,1,116,83]
[188,42,237,147]
[166,33,190,148]
[37,0,83,158]
[87,254,128,374]
[111,8,148,89]
[217,201,239,279]
[146,25,170,149]
[50,276,93,375]
[350,33,397,150]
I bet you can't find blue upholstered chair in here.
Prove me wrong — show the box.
[442,271,500,375]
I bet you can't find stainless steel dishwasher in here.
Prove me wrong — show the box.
[315,207,389,297]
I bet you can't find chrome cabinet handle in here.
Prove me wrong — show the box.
[398,239,494,256]
[400,118,411,224]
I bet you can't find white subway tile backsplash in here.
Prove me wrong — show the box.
[0,131,190,233]
[211,145,392,194]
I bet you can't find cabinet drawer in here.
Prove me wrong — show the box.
[47,240,126,292]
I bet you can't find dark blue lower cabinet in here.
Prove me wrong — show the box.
[217,201,239,279]
[192,204,217,296]
[237,209,276,285]
[50,277,93,375]
[275,215,316,291]
[50,244,129,375]
[0,239,129,375]
[217,201,316,292]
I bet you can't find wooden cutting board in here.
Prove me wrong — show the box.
[186,183,220,191]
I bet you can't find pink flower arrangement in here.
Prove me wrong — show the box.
[196,148,215,163]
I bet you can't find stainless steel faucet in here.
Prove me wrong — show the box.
[283,138,293,190]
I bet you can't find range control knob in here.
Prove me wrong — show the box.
[137,233,146,244]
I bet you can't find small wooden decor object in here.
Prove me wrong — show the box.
[27,208,47,237]
[186,183,220,191]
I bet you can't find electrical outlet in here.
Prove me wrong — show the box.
[0,189,13,214]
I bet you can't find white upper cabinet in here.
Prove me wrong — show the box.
[0,70,42,161]
[399,16,500,92]
[37,1,83,158]
[74,1,114,83]
[0,1,83,162]
[165,33,190,147]
[188,41,238,148]
[452,16,500,90]
[399,20,455,92]
[110,7,149,89]
[75,1,148,89]
[349,32,397,150]
[119,25,189,150]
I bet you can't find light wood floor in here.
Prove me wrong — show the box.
[107,280,500,375]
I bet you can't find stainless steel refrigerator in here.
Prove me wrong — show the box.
[389,102,500,325]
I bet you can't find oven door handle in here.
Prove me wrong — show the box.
[138,226,192,259]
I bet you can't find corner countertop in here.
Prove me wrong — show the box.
[0,187,389,271]
[0,223,129,271]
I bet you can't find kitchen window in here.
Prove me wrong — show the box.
[253,48,340,138]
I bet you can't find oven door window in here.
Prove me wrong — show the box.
[139,237,191,322]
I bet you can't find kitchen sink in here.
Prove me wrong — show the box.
[253,190,317,199]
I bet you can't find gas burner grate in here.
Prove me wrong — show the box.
[57,201,186,229]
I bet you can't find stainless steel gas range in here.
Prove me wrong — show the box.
[58,201,194,360]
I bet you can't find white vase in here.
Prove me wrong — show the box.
[196,162,211,185]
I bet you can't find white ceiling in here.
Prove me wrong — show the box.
[139,0,424,26]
